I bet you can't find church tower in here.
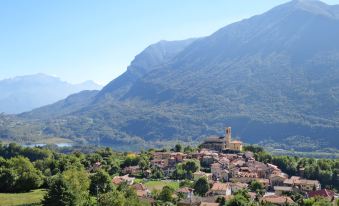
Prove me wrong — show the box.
[225,127,231,149]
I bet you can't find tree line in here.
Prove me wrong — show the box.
[244,145,339,190]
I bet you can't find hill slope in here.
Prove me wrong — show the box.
[19,0,339,150]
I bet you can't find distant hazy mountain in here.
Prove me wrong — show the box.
[0,74,102,114]
[13,0,339,150]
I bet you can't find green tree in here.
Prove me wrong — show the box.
[89,169,114,196]
[226,194,250,206]
[108,160,121,176]
[194,177,209,196]
[9,156,43,192]
[184,146,194,153]
[249,180,265,197]
[158,186,175,202]
[151,167,164,179]
[179,179,193,188]
[174,144,182,152]
[171,164,185,180]
[42,175,76,206]
[117,181,138,199]
[62,168,90,206]
[182,160,200,174]
[98,190,126,206]
[0,167,17,192]
[312,197,333,206]
[138,158,150,176]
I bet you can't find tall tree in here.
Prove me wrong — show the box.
[89,169,114,196]
[194,177,209,196]
[42,175,76,206]
[62,168,90,206]
[8,156,43,192]
[158,186,175,203]
[98,190,126,206]
[174,144,182,152]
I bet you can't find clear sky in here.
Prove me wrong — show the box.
[1,0,339,85]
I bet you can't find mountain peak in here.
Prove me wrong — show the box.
[284,0,339,18]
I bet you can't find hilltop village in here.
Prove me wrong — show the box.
[110,127,337,205]
[0,127,337,206]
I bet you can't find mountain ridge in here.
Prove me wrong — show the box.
[10,0,339,150]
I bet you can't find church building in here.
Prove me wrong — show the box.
[200,127,243,152]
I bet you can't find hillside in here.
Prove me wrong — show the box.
[0,74,102,114]
[15,0,339,150]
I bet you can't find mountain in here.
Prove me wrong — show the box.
[0,74,102,114]
[98,38,197,99]
[14,0,339,150]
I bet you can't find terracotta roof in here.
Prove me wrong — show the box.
[270,173,288,179]
[307,189,336,198]
[248,192,257,200]
[136,190,148,197]
[211,163,221,168]
[295,179,319,186]
[257,178,270,184]
[211,182,230,191]
[231,140,242,144]
[274,186,293,192]
[177,187,192,193]
[200,203,219,206]
[219,158,230,164]
[178,196,201,205]
[261,195,294,204]
[230,182,248,189]
[291,176,301,180]
[112,177,123,185]
[132,183,147,191]
[112,175,134,185]
[283,179,294,185]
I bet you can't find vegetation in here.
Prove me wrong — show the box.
[193,177,209,196]
[0,189,46,206]
[0,142,338,206]
[0,142,149,205]
[2,1,339,153]
[171,159,200,180]
[244,145,339,190]
[144,180,179,191]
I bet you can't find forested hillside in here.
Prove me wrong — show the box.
[2,0,339,151]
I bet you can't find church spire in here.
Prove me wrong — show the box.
[225,127,231,149]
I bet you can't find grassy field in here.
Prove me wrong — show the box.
[0,189,46,206]
[144,180,180,191]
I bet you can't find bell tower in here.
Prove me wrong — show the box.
[225,127,231,149]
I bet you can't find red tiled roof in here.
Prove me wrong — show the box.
[177,187,192,193]
[262,195,294,204]
[132,183,147,191]
[307,189,335,198]
[200,203,219,206]
[211,182,230,191]
[136,190,148,197]
[112,177,123,185]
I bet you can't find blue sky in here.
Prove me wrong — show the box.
[1,0,339,85]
